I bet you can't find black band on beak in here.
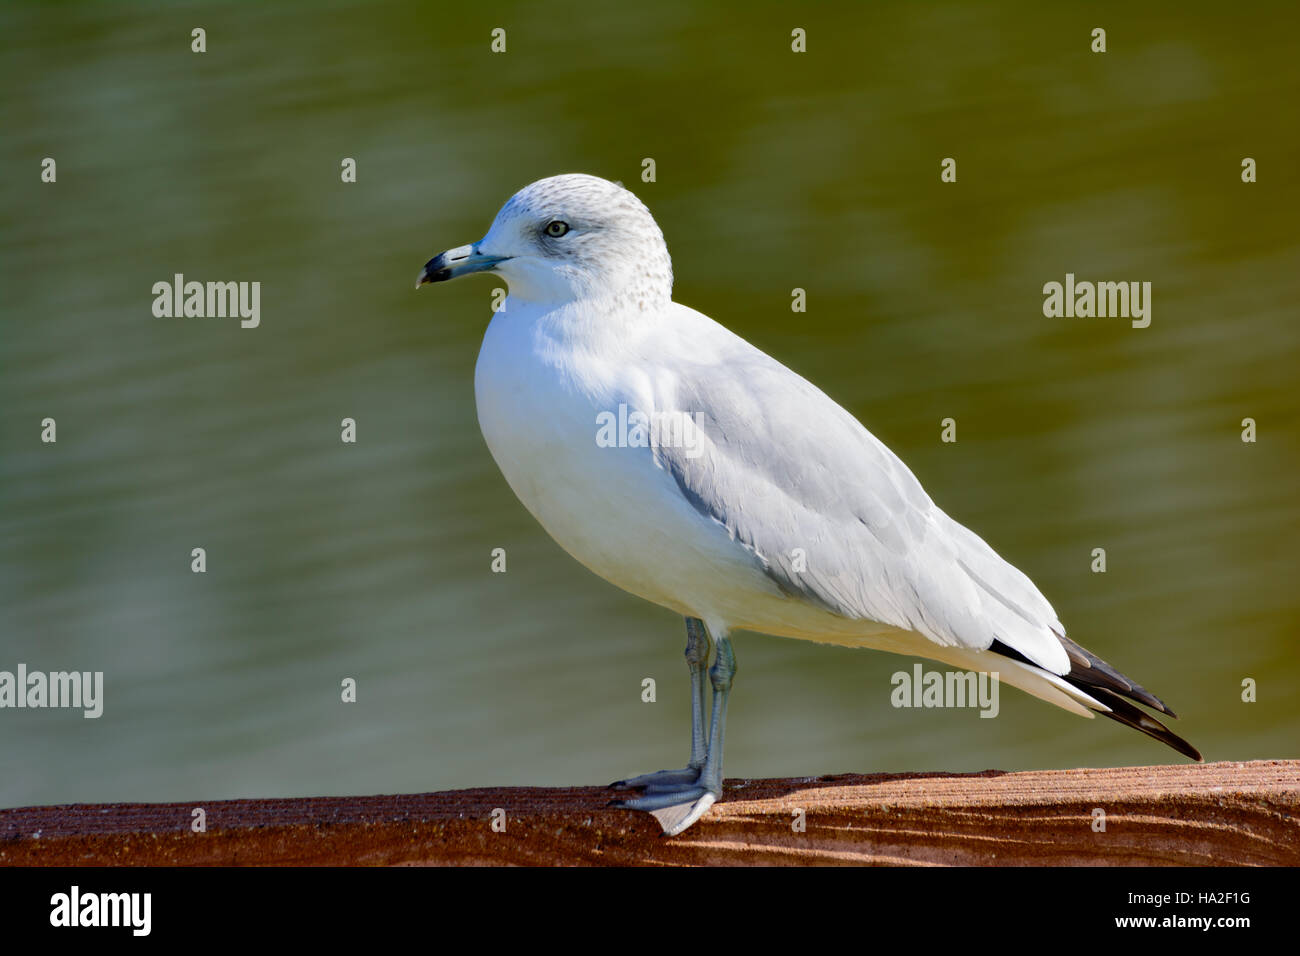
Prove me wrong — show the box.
[415,245,509,289]
[419,256,453,285]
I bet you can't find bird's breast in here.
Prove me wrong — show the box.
[471,307,773,624]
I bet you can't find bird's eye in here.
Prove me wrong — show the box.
[544,220,570,238]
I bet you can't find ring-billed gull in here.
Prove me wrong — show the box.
[416,173,1201,836]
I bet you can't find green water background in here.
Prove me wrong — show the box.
[1,1,1296,807]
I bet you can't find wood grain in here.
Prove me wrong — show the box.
[2,760,1296,866]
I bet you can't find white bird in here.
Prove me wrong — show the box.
[417,173,1200,836]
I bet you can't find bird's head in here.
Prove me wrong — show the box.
[417,173,672,309]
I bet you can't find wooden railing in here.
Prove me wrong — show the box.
[2,760,1296,865]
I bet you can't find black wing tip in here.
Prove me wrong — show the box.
[988,635,1200,761]
[1080,685,1203,762]
[1051,630,1176,716]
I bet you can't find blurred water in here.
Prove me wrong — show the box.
[1,1,1296,808]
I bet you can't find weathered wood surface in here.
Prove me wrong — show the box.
[2,760,1296,866]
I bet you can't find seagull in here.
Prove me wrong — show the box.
[416,173,1201,836]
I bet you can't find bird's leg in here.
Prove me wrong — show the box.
[611,628,736,837]
[697,632,735,797]
[609,617,710,791]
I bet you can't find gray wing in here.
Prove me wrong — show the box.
[649,322,1070,675]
